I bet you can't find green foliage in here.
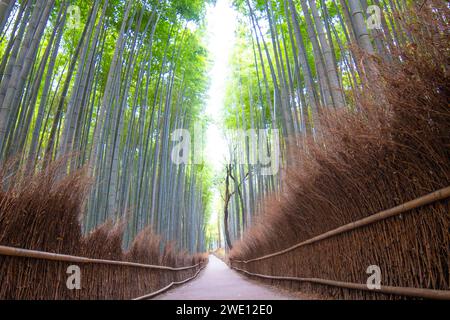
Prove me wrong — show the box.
[0,0,213,253]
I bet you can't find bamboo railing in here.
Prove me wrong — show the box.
[231,266,450,300]
[0,244,207,299]
[133,263,207,300]
[231,186,450,264]
[230,186,450,300]
[0,245,201,271]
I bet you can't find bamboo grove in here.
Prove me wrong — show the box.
[220,0,433,245]
[0,0,214,253]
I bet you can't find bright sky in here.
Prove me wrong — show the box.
[204,0,237,233]
[205,0,236,170]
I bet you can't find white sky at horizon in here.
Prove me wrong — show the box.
[204,0,237,234]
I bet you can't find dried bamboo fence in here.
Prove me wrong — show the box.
[0,245,206,300]
[0,158,207,300]
[230,187,450,300]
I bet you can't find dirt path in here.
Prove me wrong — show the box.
[154,255,301,300]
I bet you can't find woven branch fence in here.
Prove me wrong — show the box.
[0,245,206,300]
[230,188,450,300]
[0,155,207,300]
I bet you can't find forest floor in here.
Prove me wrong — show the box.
[153,255,317,300]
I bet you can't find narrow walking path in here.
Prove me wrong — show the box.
[154,255,300,300]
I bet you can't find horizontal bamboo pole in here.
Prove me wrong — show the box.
[231,266,450,300]
[231,186,450,264]
[0,245,201,271]
[133,262,207,300]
